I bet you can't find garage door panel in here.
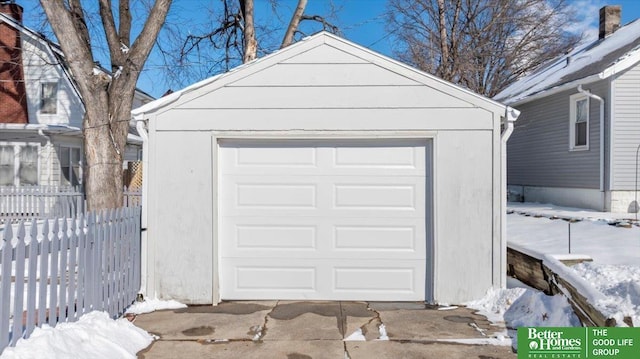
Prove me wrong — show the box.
[234,265,317,291]
[236,183,317,209]
[219,139,428,301]
[235,224,317,250]
[222,217,425,260]
[223,176,424,217]
[222,259,424,301]
[220,139,426,177]
[334,266,417,293]
[334,225,418,252]
[235,146,317,167]
[334,184,417,210]
[333,145,423,169]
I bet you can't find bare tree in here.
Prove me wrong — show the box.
[166,0,338,86]
[386,0,581,97]
[40,0,172,210]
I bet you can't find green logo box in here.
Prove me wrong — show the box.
[518,327,640,358]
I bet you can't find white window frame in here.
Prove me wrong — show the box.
[0,143,40,186]
[59,145,83,186]
[569,93,589,151]
[40,81,58,115]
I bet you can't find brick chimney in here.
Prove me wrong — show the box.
[0,0,28,124]
[599,5,622,40]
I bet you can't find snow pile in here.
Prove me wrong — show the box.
[465,282,527,324]
[466,277,581,350]
[125,297,187,315]
[503,289,581,350]
[0,312,153,359]
[571,262,640,326]
[503,289,581,328]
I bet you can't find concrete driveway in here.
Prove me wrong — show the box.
[134,301,516,359]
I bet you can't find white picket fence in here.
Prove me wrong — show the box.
[0,186,142,223]
[0,186,84,223]
[0,206,141,351]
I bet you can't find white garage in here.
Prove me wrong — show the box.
[133,32,518,305]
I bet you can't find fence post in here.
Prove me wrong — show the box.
[25,220,39,338]
[0,223,14,351]
[11,223,27,345]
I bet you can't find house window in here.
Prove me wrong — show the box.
[0,144,39,186]
[569,94,589,150]
[41,82,58,114]
[59,146,81,186]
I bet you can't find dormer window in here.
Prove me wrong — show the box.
[41,82,58,114]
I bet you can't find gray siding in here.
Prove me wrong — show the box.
[508,82,607,189]
[611,63,640,190]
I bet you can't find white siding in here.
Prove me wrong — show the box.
[611,63,640,190]
[21,35,84,127]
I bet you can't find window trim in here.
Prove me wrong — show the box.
[59,145,83,186]
[0,143,40,186]
[569,93,589,151]
[40,81,58,115]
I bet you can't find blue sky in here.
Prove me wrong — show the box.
[18,0,640,98]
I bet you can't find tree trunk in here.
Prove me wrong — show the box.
[242,0,257,62]
[41,0,171,211]
[281,0,307,48]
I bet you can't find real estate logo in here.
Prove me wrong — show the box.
[518,327,640,359]
[520,327,584,357]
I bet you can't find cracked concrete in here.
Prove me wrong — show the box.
[135,301,516,358]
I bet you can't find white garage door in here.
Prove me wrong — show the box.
[218,139,428,301]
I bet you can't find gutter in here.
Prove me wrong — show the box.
[499,106,520,288]
[577,85,605,198]
[135,118,151,298]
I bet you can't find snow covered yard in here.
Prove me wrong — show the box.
[466,203,640,348]
[508,203,640,324]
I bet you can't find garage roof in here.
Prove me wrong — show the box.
[132,31,508,120]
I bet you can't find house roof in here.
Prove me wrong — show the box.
[0,11,155,104]
[0,123,143,144]
[132,31,511,120]
[494,18,640,105]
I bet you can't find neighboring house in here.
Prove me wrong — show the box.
[0,2,153,188]
[495,5,640,213]
[132,31,519,305]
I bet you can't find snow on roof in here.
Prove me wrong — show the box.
[495,19,640,105]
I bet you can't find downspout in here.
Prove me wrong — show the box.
[500,106,520,288]
[135,118,151,298]
[577,84,605,210]
[38,129,52,184]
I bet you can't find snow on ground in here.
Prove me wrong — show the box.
[126,297,187,315]
[503,202,640,329]
[509,202,640,222]
[466,277,582,350]
[0,312,152,359]
[507,206,640,265]
[572,262,640,326]
[0,298,185,358]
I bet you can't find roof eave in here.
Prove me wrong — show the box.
[504,73,603,107]
[502,47,640,107]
